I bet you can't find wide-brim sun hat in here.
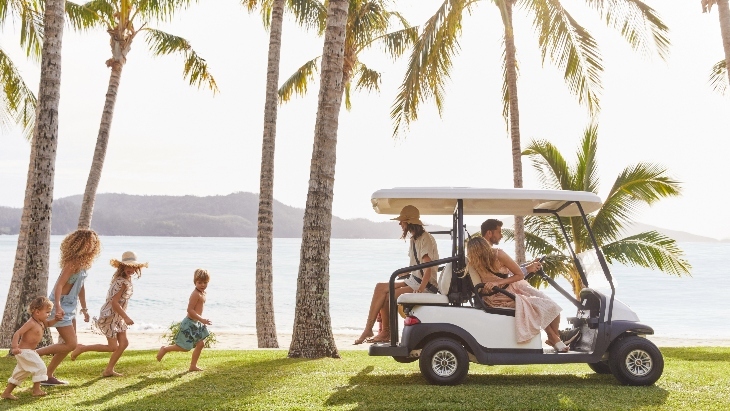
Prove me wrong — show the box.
[390,205,425,226]
[110,251,148,268]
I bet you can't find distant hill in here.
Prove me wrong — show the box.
[0,192,723,241]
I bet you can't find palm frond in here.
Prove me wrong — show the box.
[522,139,573,190]
[583,0,670,60]
[372,26,419,60]
[13,0,43,61]
[137,0,195,22]
[66,0,103,31]
[709,59,728,96]
[287,0,327,33]
[81,0,117,24]
[593,162,681,240]
[353,62,381,93]
[525,0,603,114]
[278,56,320,103]
[390,0,478,138]
[0,48,36,139]
[344,81,352,110]
[601,231,691,276]
[574,124,600,193]
[143,28,219,93]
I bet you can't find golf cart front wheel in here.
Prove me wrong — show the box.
[419,338,469,385]
[608,336,664,386]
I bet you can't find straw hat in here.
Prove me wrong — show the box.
[110,251,148,268]
[390,205,425,226]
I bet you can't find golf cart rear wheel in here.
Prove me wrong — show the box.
[587,360,611,374]
[608,336,664,386]
[419,338,469,385]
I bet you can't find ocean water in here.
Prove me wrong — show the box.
[0,235,727,340]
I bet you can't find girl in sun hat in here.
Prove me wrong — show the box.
[354,205,440,344]
[70,251,148,377]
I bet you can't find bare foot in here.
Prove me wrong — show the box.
[70,344,84,361]
[102,370,123,377]
[156,346,166,361]
[32,389,47,397]
[188,366,203,372]
[353,330,374,345]
[1,393,18,400]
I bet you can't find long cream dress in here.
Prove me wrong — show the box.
[91,277,133,338]
[476,253,562,343]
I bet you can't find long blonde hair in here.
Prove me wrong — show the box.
[58,229,102,270]
[466,237,499,276]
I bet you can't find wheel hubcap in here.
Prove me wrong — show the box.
[432,349,458,377]
[625,349,652,376]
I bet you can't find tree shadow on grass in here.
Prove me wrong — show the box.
[325,367,670,411]
[74,373,187,408]
[97,356,310,411]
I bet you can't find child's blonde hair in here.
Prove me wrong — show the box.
[28,296,53,314]
[194,269,210,283]
[59,229,102,270]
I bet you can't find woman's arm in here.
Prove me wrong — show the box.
[110,283,133,325]
[51,264,77,319]
[416,254,433,293]
[78,284,90,322]
[494,250,525,287]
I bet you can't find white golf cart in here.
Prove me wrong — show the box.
[368,187,664,386]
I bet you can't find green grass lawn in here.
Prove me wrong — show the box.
[0,347,727,410]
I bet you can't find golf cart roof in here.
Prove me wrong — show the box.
[371,187,602,216]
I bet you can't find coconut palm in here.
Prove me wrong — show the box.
[391,0,670,263]
[702,0,730,94]
[9,0,65,350]
[510,124,691,297]
[278,0,418,111]
[76,0,218,230]
[0,0,99,347]
[244,0,325,349]
[288,0,348,359]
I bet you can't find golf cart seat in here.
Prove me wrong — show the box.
[397,263,452,306]
[466,267,517,316]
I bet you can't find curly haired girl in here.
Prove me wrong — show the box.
[36,229,101,386]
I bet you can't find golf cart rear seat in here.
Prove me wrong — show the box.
[397,263,452,306]
[467,269,516,317]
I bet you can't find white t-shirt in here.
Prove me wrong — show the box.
[407,231,440,287]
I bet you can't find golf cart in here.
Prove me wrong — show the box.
[368,187,663,386]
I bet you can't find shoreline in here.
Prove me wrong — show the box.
[63,330,730,351]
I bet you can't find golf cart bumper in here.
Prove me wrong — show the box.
[368,343,409,357]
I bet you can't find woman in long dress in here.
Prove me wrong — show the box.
[466,237,569,351]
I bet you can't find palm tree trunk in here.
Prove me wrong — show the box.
[255,0,285,349]
[503,0,526,263]
[19,0,66,346]
[717,0,730,86]
[288,0,348,359]
[77,62,124,229]
[0,137,36,347]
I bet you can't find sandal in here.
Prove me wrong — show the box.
[353,332,374,345]
[546,340,569,353]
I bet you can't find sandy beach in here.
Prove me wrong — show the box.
[64,329,730,351]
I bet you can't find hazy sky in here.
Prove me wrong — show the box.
[1,1,728,240]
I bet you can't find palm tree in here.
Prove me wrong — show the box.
[288,0,348,359]
[0,0,98,347]
[702,0,730,94]
[278,0,418,111]
[0,0,42,138]
[245,0,325,349]
[391,0,670,263]
[14,0,65,348]
[76,0,218,230]
[512,124,691,297]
